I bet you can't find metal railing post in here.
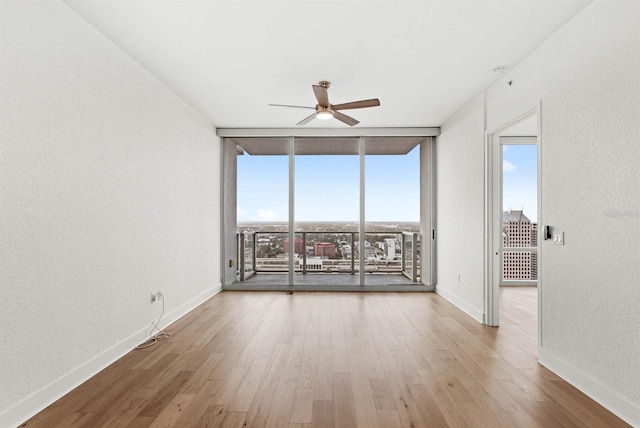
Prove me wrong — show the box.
[401,233,406,273]
[412,232,418,282]
[239,232,246,281]
[351,232,355,274]
[302,232,307,274]
[252,232,257,276]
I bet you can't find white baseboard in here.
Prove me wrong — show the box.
[159,283,223,332]
[435,286,484,323]
[539,347,640,427]
[0,283,222,428]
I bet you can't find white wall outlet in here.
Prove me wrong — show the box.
[151,291,162,302]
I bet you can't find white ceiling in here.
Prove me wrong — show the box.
[63,0,592,129]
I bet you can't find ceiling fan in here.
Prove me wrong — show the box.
[269,81,380,126]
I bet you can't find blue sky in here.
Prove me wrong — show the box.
[237,143,537,223]
[503,144,538,222]
[237,147,420,222]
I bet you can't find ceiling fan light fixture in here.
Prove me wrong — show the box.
[317,111,333,120]
[316,105,333,120]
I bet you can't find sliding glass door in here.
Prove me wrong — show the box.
[294,138,360,286]
[365,138,421,285]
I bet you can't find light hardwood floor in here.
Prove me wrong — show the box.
[22,288,629,427]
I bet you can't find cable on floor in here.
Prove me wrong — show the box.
[135,292,171,349]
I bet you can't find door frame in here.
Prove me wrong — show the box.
[484,105,541,343]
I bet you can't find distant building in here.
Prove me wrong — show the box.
[502,210,537,281]
[383,238,397,260]
[256,237,271,246]
[341,244,352,258]
[314,242,336,258]
[297,256,323,270]
[283,238,304,254]
[531,223,538,280]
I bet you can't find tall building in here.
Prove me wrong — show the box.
[383,238,397,260]
[314,242,336,258]
[502,210,537,280]
[283,238,304,254]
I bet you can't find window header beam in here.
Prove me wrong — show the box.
[216,127,440,138]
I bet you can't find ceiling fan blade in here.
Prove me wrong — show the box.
[333,111,359,126]
[313,85,330,107]
[269,103,315,110]
[332,98,380,111]
[296,112,317,126]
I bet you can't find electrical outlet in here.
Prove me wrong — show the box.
[151,291,162,302]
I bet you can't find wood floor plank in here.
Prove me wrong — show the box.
[244,378,279,428]
[179,352,223,394]
[21,289,631,428]
[369,378,396,411]
[376,409,402,428]
[137,371,192,418]
[313,348,333,400]
[311,400,334,428]
[219,411,248,428]
[171,380,223,427]
[147,393,195,428]
[347,352,381,428]
[227,358,269,412]
[264,365,298,428]
[88,386,160,428]
[51,412,97,428]
[332,373,357,428]
[289,389,313,424]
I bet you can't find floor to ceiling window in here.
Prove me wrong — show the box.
[236,138,290,280]
[365,139,420,285]
[294,138,360,286]
[224,134,434,289]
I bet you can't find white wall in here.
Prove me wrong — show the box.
[536,1,640,419]
[0,1,221,425]
[435,1,640,423]
[435,94,486,321]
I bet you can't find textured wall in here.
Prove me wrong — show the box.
[435,94,486,320]
[0,0,220,418]
[537,0,640,405]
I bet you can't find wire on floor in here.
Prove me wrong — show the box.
[135,292,171,349]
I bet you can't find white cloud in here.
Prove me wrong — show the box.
[503,160,517,173]
[257,209,279,221]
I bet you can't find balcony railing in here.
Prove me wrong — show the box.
[238,231,256,281]
[401,232,419,282]
[237,230,420,282]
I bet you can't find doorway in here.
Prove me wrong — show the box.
[486,111,540,329]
